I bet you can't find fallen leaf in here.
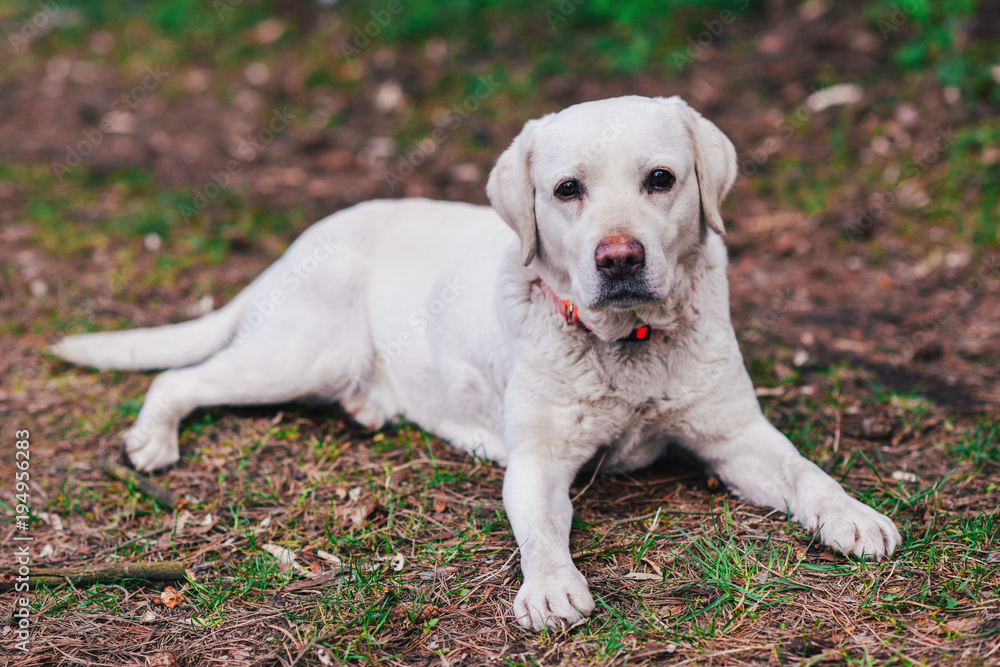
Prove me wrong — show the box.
[632,642,677,658]
[986,552,1000,564]
[432,493,448,513]
[173,510,195,536]
[943,617,981,634]
[158,587,184,608]
[146,652,179,667]
[625,572,662,581]
[37,512,64,532]
[263,543,310,573]
[284,570,340,592]
[417,566,457,580]
[336,501,378,528]
[316,551,343,567]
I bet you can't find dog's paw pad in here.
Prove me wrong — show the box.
[123,426,180,472]
[814,496,901,560]
[513,567,595,632]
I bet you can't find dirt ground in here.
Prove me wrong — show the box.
[1,0,998,665]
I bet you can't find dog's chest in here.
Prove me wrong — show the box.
[571,340,701,471]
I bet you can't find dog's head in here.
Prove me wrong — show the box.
[487,96,737,340]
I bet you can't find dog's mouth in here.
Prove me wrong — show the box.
[592,276,658,309]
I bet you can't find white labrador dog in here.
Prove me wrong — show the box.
[52,96,900,631]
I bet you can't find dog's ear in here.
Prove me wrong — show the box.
[487,119,539,266]
[660,97,737,236]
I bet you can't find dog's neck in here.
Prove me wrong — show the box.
[534,279,654,342]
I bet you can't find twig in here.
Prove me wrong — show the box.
[1,561,187,590]
[102,461,179,510]
[571,448,607,503]
[832,409,841,454]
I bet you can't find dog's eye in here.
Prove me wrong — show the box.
[554,179,580,199]
[647,169,675,191]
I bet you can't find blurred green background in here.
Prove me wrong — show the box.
[0,0,997,329]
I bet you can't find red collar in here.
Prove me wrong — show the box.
[538,280,653,342]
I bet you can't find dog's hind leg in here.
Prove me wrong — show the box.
[123,314,377,472]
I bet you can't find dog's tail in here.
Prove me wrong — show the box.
[48,295,247,371]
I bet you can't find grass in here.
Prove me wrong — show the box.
[12,385,1000,663]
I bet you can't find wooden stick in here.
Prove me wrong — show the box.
[102,461,179,510]
[1,561,187,590]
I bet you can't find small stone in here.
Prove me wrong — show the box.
[184,68,211,93]
[449,163,479,183]
[374,81,406,113]
[894,103,918,128]
[425,39,447,65]
[254,18,284,44]
[103,109,136,135]
[244,62,270,86]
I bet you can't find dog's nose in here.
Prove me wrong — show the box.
[595,236,645,279]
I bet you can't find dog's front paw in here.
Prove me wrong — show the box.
[513,566,594,632]
[810,495,901,560]
[123,424,180,472]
